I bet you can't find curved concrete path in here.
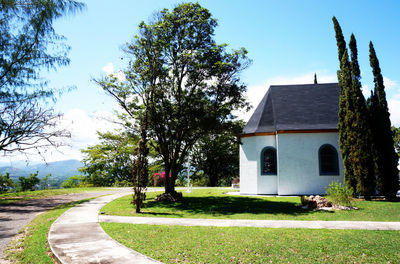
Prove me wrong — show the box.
[0,188,131,263]
[49,191,400,263]
[48,192,162,264]
[100,215,400,230]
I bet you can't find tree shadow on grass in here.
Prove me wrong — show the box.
[369,197,400,202]
[140,211,183,217]
[143,196,330,217]
[0,198,27,205]
[0,198,90,214]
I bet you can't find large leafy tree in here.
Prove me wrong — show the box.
[0,0,83,154]
[97,3,250,196]
[80,129,162,191]
[80,131,139,187]
[368,42,399,199]
[192,121,244,187]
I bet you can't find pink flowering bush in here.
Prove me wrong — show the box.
[152,171,171,186]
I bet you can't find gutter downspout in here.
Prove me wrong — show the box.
[275,131,279,195]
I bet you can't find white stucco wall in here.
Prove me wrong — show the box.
[240,135,277,194]
[277,132,344,195]
[239,132,344,195]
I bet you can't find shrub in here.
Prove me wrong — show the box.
[78,182,94,188]
[113,180,132,187]
[326,181,353,207]
[232,177,240,185]
[192,177,208,187]
[300,195,309,206]
[175,179,185,187]
[19,172,40,191]
[40,173,51,190]
[0,173,14,193]
[61,175,83,188]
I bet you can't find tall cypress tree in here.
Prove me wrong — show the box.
[336,49,357,193]
[348,35,375,198]
[333,17,355,192]
[333,18,377,198]
[314,73,318,84]
[332,17,347,69]
[369,42,399,199]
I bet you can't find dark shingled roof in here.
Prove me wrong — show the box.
[243,83,340,134]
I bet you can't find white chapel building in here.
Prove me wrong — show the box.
[240,83,344,195]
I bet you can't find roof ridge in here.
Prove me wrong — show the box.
[270,82,338,87]
[254,88,270,131]
[270,87,277,131]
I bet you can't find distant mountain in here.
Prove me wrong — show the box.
[0,160,42,168]
[28,160,83,178]
[0,159,84,183]
[0,166,30,178]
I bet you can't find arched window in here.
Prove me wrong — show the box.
[319,144,339,175]
[261,147,277,175]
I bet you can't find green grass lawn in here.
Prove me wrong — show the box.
[101,188,400,221]
[101,223,400,264]
[0,187,111,204]
[4,199,91,263]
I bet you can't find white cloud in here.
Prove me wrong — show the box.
[363,76,398,97]
[62,109,117,143]
[0,109,121,163]
[236,72,337,121]
[361,84,371,98]
[54,109,121,161]
[384,76,398,90]
[102,62,126,82]
[389,97,400,127]
[113,71,126,82]
[102,62,114,75]
[365,76,400,126]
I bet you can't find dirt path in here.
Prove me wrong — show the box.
[0,188,131,262]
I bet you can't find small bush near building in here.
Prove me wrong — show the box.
[326,181,353,207]
[300,195,309,206]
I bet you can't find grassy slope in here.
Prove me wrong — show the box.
[4,199,91,263]
[101,189,400,221]
[102,223,400,264]
[0,187,110,204]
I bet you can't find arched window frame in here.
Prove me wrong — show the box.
[260,146,277,175]
[318,144,339,176]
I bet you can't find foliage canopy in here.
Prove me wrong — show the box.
[97,3,250,194]
[368,42,399,199]
[80,131,139,187]
[0,0,83,155]
[191,120,244,187]
[333,17,398,199]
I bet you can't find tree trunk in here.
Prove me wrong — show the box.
[208,173,218,187]
[164,165,177,195]
[164,179,175,194]
[132,112,148,213]
[163,163,172,194]
[169,165,178,194]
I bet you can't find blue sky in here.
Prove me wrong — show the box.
[4,0,400,163]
